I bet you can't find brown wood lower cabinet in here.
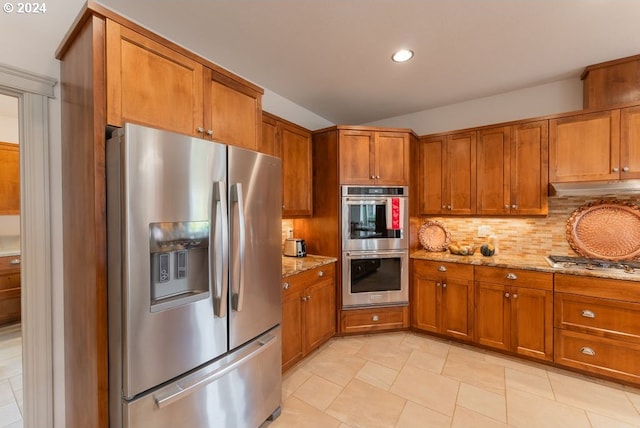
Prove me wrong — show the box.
[281,263,336,372]
[554,274,640,384]
[0,256,21,326]
[340,305,409,334]
[474,266,553,361]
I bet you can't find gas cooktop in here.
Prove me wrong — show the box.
[546,255,640,274]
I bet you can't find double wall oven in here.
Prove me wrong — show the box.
[341,186,409,308]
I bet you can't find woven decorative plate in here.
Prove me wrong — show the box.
[419,220,451,252]
[566,200,640,261]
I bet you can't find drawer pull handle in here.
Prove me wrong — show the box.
[438,265,447,272]
[506,273,517,280]
[282,282,289,290]
[372,315,379,322]
[580,346,596,357]
[10,259,20,265]
[318,270,324,277]
[581,309,595,319]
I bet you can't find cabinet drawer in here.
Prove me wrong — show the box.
[474,266,552,290]
[555,273,640,301]
[555,329,640,384]
[0,274,20,291]
[555,292,640,343]
[341,306,409,334]
[413,260,473,281]
[0,288,21,325]
[0,256,20,272]
[282,263,335,296]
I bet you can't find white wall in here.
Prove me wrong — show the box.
[365,78,584,135]
[262,89,333,131]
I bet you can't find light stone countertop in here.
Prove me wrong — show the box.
[282,254,338,278]
[411,249,640,282]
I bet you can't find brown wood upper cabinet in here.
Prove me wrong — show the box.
[477,121,548,215]
[261,112,313,217]
[106,20,261,148]
[419,131,476,215]
[0,142,19,215]
[339,129,409,185]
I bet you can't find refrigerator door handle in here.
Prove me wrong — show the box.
[213,181,229,317]
[231,183,246,311]
[153,333,277,409]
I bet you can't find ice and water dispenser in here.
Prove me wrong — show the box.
[149,221,210,311]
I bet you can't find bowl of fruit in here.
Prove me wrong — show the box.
[448,242,476,256]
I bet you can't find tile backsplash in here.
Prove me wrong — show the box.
[418,195,640,258]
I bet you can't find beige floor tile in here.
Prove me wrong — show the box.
[587,411,640,428]
[507,388,591,428]
[3,420,23,428]
[328,336,366,355]
[395,400,451,428]
[625,388,640,414]
[505,367,554,400]
[548,370,640,426]
[281,367,312,399]
[483,351,550,379]
[325,379,406,428]
[0,380,14,406]
[356,338,413,371]
[266,396,341,428]
[442,348,505,395]
[293,375,343,411]
[401,333,451,358]
[304,347,367,387]
[447,342,487,361]
[0,401,21,427]
[451,405,509,428]
[355,361,399,391]
[404,348,447,374]
[390,364,460,417]
[457,382,506,423]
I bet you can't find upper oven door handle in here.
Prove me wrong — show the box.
[345,251,407,259]
[345,198,389,204]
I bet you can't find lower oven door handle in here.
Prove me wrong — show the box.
[346,251,406,258]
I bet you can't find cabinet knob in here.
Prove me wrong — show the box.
[613,167,620,173]
[196,127,205,134]
[579,346,596,356]
[442,283,447,288]
[372,315,379,322]
[504,292,510,298]
[512,293,517,299]
[447,205,452,210]
[581,309,595,318]
[370,175,375,179]
[282,282,289,290]
[442,205,446,209]
[206,129,214,136]
[511,204,518,209]
[436,282,441,287]
[506,273,517,280]
[438,265,447,272]
[318,270,324,277]
[623,166,630,172]
[504,204,510,209]
[376,175,380,179]
[307,295,311,300]
[301,296,307,302]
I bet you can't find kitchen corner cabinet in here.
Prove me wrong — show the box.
[621,105,640,179]
[412,260,474,341]
[261,112,313,217]
[0,142,19,215]
[0,256,21,326]
[554,274,640,385]
[476,121,548,215]
[474,266,553,362]
[106,20,262,147]
[419,131,476,215]
[281,263,336,372]
[339,129,410,185]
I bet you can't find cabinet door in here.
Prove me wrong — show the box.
[207,77,259,150]
[304,278,336,353]
[510,121,549,215]
[549,110,620,182]
[445,132,476,215]
[475,282,509,351]
[477,126,510,215]
[511,287,553,361]
[419,137,444,214]
[281,285,304,372]
[441,278,473,341]
[412,274,440,334]
[0,142,19,215]
[106,20,205,136]
[339,130,374,184]
[282,123,313,216]
[259,114,280,157]
[621,105,640,179]
[375,132,409,185]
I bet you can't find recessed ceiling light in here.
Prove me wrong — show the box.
[392,49,414,63]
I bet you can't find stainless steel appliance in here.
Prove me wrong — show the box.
[342,185,408,251]
[106,123,282,428]
[342,250,409,308]
[284,238,306,257]
[341,186,409,308]
[546,255,640,274]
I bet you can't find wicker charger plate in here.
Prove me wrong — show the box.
[566,200,640,261]
[419,220,451,252]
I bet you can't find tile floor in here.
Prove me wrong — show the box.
[265,331,640,428]
[0,323,22,428]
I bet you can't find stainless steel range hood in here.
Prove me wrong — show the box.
[549,179,640,196]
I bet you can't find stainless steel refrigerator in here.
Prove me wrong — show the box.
[106,123,282,427]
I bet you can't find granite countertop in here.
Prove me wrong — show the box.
[282,254,338,278]
[0,250,20,258]
[411,249,640,282]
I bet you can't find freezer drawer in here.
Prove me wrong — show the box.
[121,328,282,428]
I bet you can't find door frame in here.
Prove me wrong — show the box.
[0,63,57,428]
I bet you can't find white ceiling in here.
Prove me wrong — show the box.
[97,1,640,125]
